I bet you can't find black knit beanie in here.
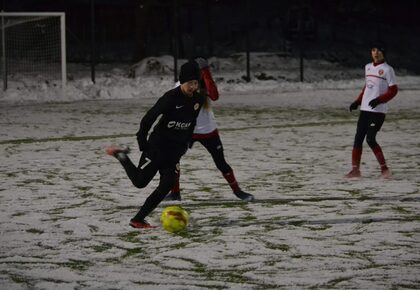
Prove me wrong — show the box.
[371,42,386,56]
[179,60,200,84]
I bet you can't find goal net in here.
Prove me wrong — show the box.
[0,12,66,97]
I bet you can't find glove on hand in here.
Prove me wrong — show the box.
[195,57,209,69]
[349,101,359,112]
[368,98,381,109]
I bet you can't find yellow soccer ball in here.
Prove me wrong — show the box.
[160,206,189,233]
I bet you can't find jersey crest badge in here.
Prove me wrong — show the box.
[194,103,200,111]
[378,69,384,76]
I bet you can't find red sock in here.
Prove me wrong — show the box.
[352,147,362,170]
[223,170,240,193]
[171,169,180,193]
[372,145,388,171]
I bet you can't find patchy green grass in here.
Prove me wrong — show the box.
[26,228,44,234]
[63,259,93,272]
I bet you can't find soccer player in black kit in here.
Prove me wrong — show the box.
[106,60,205,228]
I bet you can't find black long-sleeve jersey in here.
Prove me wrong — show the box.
[136,86,206,150]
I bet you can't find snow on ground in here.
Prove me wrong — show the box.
[0,55,419,289]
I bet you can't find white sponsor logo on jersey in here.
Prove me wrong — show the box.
[366,80,375,89]
[167,121,191,129]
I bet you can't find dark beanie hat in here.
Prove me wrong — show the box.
[371,42,386,55]
[179,60,200,84]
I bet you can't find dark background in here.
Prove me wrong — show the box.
[2,0,420,73]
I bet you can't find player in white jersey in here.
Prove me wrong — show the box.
[346,43,398,178]
[165,57,255,202]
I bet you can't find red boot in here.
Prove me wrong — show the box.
[129,219,156,229]
[106,145,130,157]
[381,168,392,179]
[345,168,361,178]
[345,147,362,178]
[372,145,391,179]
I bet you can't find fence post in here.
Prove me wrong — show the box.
[245,0,250,82]
[299,4,304,82]
[173,0,179,82]
[90,0,96,83]
[1,12,7,90]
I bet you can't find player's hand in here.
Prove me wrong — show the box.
[349,101,359,112]
[195,57,209,69]
[368,98,381,109]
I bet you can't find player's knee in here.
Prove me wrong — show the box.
[131,178,148,189]
[366,137,377,148]
[217,163,232,174]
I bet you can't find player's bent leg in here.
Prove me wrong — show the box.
[130,166,177,226]
[128,153,159,188]
[222,170,255,201]
[366,114,390,178]
[106,145,157,188]
[200,136,254,201]
[130,187,169,227]
[346,113,367,178]
[370,144,391,178]
[123,154,157,188]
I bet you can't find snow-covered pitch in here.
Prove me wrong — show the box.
[1,55,419,289]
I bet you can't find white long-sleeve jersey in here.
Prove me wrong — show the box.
[360,62,397,114]
[193,106,218,134]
